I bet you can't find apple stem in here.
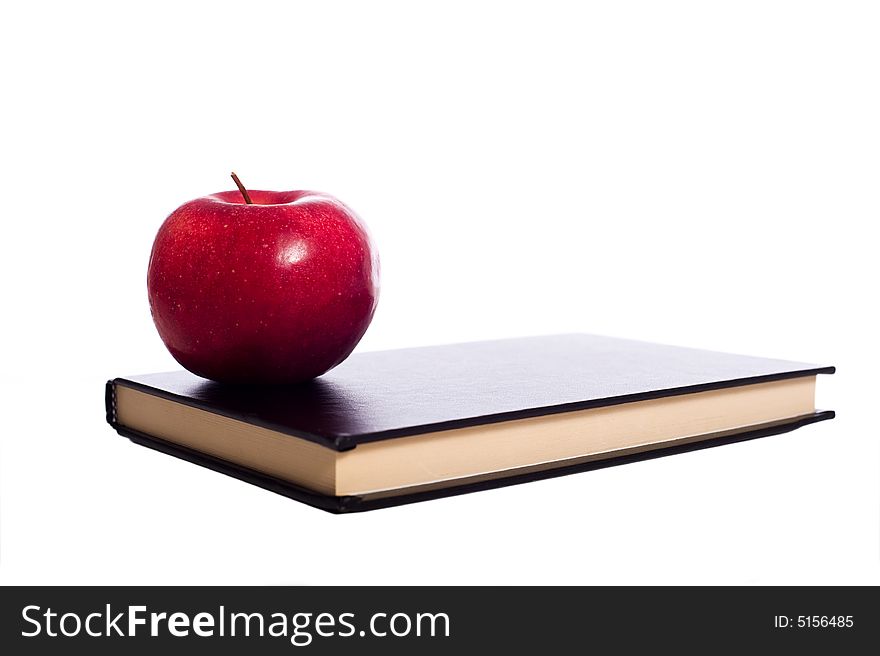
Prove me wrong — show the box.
[230,172,253,204]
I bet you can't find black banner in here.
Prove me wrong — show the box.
[1,586,876,653]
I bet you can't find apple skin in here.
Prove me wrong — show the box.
[147,189,379,384]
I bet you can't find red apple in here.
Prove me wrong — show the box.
[147,174,379,384]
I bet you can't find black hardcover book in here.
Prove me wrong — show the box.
[106,334,835,513]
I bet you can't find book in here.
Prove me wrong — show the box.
[105,334,835,513]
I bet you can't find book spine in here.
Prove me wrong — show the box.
[105,380,118,427]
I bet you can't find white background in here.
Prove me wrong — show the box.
[1,1,877,585]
